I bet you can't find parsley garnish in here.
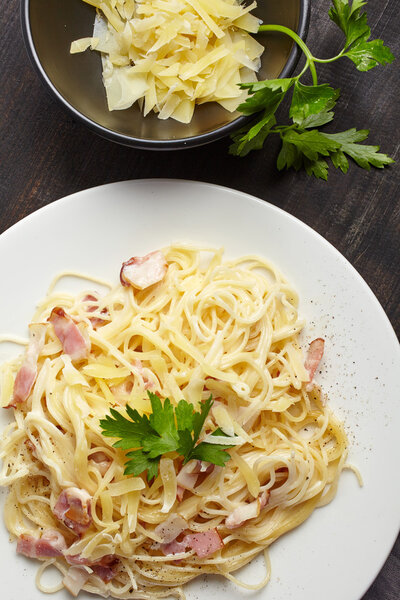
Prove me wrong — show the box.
[99,392,234,481]
[230,0,395,179]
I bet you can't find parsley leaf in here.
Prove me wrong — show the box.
[329,0,394,70]
[100,392,234,481]
[329,0,370,49]
[185,425,237,467]
[124,449,160,480]
[289,83,339,126]
[280,130,341,161]
[300,109,335,129]
[229,114,276,157]
[237,79,293,116]
[321,129,394,169]
[277,139,303,172]
[193,396,214,441]
[344,39,395,72]
[190,442,233,466]
[331,150,350,173]
[100,406,151,450]
[177,429,195,459]
[303,157,330,181]
[175,399,194,431]
[276,127,394,179]
[147,393,177,439]
[230,1,394,179]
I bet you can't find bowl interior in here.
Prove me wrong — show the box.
[27,0,302,143]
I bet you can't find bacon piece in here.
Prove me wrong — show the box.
[17,529,67,558]
[66,554,119,582]
[89,451,112,477]
[83,294,109,329]
[176,460,214,501]
[48,307,90,362]
[120,251,168,290]
[155,514,188,544]
[112,361,157,399]
[185,529,224,558]
[225,502,258,529]
[176,485,185,502]
[92,563,118,582]
[305,338,325,389]
[259,489,270,509]
[66,553,116,567]
[24,438,38,458]
[6,324,47,408]
[176,461,200,500]
[53,487,92,535]
[83,294,98,311]
[111,379,134,401]
[133,359,157,391]
[225,490,270,530]
[63,567,90,597]
[193,461,214,475]
[161,538,188,555]
[161,528,223,558]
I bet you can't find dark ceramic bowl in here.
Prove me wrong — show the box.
[21,0,310,150]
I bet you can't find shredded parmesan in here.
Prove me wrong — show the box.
[160,458,177,513]
[72,0,264,122]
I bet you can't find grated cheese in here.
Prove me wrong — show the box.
[72,0,264,123]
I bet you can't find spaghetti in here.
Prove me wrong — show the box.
[0,245,349,599]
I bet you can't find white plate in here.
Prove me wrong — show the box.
[0,180,399,600]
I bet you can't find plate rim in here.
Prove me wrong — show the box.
[1,178,398,347]
[0,178,399,600]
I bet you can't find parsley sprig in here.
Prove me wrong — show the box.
[99,392,234,481]
[230,0,395,179]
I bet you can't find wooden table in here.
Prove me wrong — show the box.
[0,1,399,598]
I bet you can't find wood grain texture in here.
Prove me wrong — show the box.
[0,1,399,598]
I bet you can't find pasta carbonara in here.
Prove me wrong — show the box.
[0,245,349,599]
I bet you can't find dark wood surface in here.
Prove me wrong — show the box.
[0,1,399,599]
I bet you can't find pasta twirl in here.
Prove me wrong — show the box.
[0,245,349,599]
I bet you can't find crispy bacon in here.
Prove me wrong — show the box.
[17,529,67,558]
[225,490,270,530]
[6,323,47,408]
[305,338,325,389]
[120,251,167,290]
[63,567,90,597]
[48,307,90,362]
[161,528,224,558]
[53,487,92,535]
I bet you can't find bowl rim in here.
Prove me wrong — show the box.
[21,0,311,151]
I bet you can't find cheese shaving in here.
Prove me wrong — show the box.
[72,0,264,122]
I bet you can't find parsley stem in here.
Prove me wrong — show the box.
[258,25,318,85]
[296,61,311,80]
[313,50,346,63]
